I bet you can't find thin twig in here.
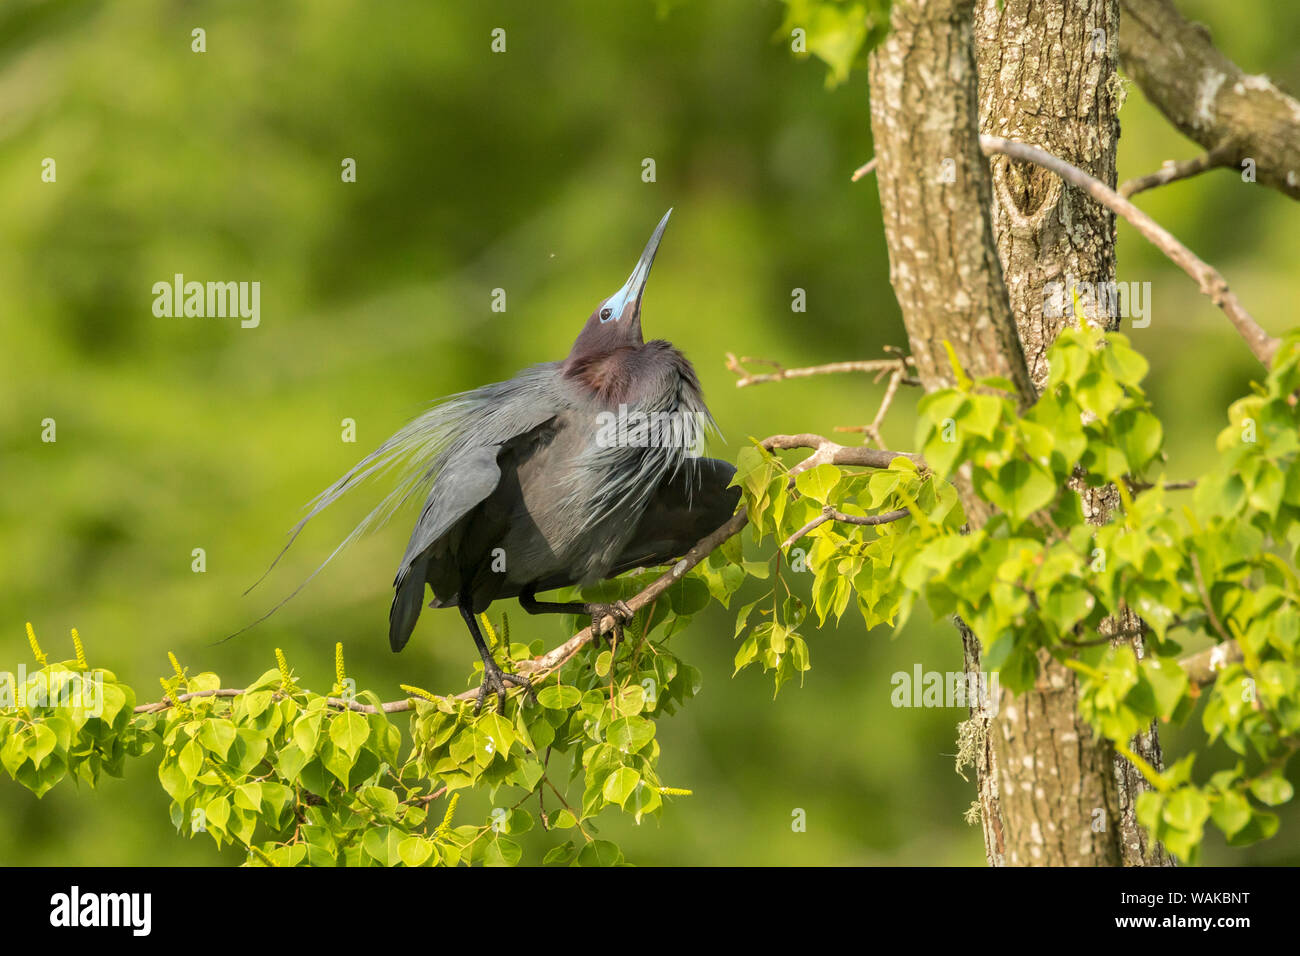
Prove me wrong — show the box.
[837,363,908,448]
[762,434,924,484]
[407,785,449,807]
[780,504,910,550]
[850,157,878,182]
[781,512,832,548]
[1119,144,1238,198]
[1126,477,1198,493]
[979,134,1280,367]
[725,353,917,389]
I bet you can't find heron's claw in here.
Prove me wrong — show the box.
[475,660,534,714]
[587,600,634,644]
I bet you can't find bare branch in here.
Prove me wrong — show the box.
[850,157,878,182]
[760,433,923,477]
[725,352,916,389]
[780,504,910,550]
[836,363,908,448]
[979,134,1280,367]
[1119,144,1238,198]
[780,511,832,549]
[1179,640,1243,688]
[1120,0,1300,202]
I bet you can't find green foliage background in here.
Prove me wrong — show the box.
[2,0,1299,864]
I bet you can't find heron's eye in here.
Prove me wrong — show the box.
[600,307,613,322]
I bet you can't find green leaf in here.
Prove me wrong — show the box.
[243,690,273,720]
[1226,808,1280,846]
[601,767,640,808]
[795,464,841,504]
[1102,336,1149,385]
[362,826,403,866]
[177,739,203,783]
[28,723,57,767]
[398,836,436,867]
[329,710,370,757]
[292,714,322,755]
[1116,409,1163,473]
[96,683,129,727]
[1249,773,1295,807]
[537,685,582,710]
[205,794,231,833]
[321,740,359,786]
[1140,657,1189,721]
[197,719,237,760]
[607,716,655,755]
[483,836,522,867]
[360,786,400,817]
[275,742,309,782]
[1076,369,1125,418]
[977,459,1056,525]
[551,809,577,830]
[778,0,878,87]
[543,841,577,865]
[1210,790,1252,839]
[1162,787,1210,832]
[962,394,1005,439]
[576,839,623,867]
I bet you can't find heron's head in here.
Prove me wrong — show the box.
[565,209,671,369]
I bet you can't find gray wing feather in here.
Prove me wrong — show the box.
[396,444,503,574]
[389,445,508,650]
[241,363,567,637]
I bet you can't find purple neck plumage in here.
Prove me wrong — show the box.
[564,339,700,407]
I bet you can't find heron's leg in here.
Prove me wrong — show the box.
[460,604,532,713]
[519,587,634,643]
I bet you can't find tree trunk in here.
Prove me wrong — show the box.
[974,0,1119,386]
[866,0,1033,403]
[869,0,1170,865]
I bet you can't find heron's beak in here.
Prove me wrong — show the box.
[617,208,672,321]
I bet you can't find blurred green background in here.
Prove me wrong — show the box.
[2,0,1298,865]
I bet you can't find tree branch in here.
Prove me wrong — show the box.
[1119,144,1239,198]
[760,433,924,478]
[1119,0,1300,202]
[850,157,878,181]
[1179,639,1243,688]
[834,360,910,449]
[725,352,917,389]
[780,504,910,550]
[979,134,1280,367]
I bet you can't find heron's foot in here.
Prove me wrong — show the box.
[475,659,534,714]
[586,600,634,643]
